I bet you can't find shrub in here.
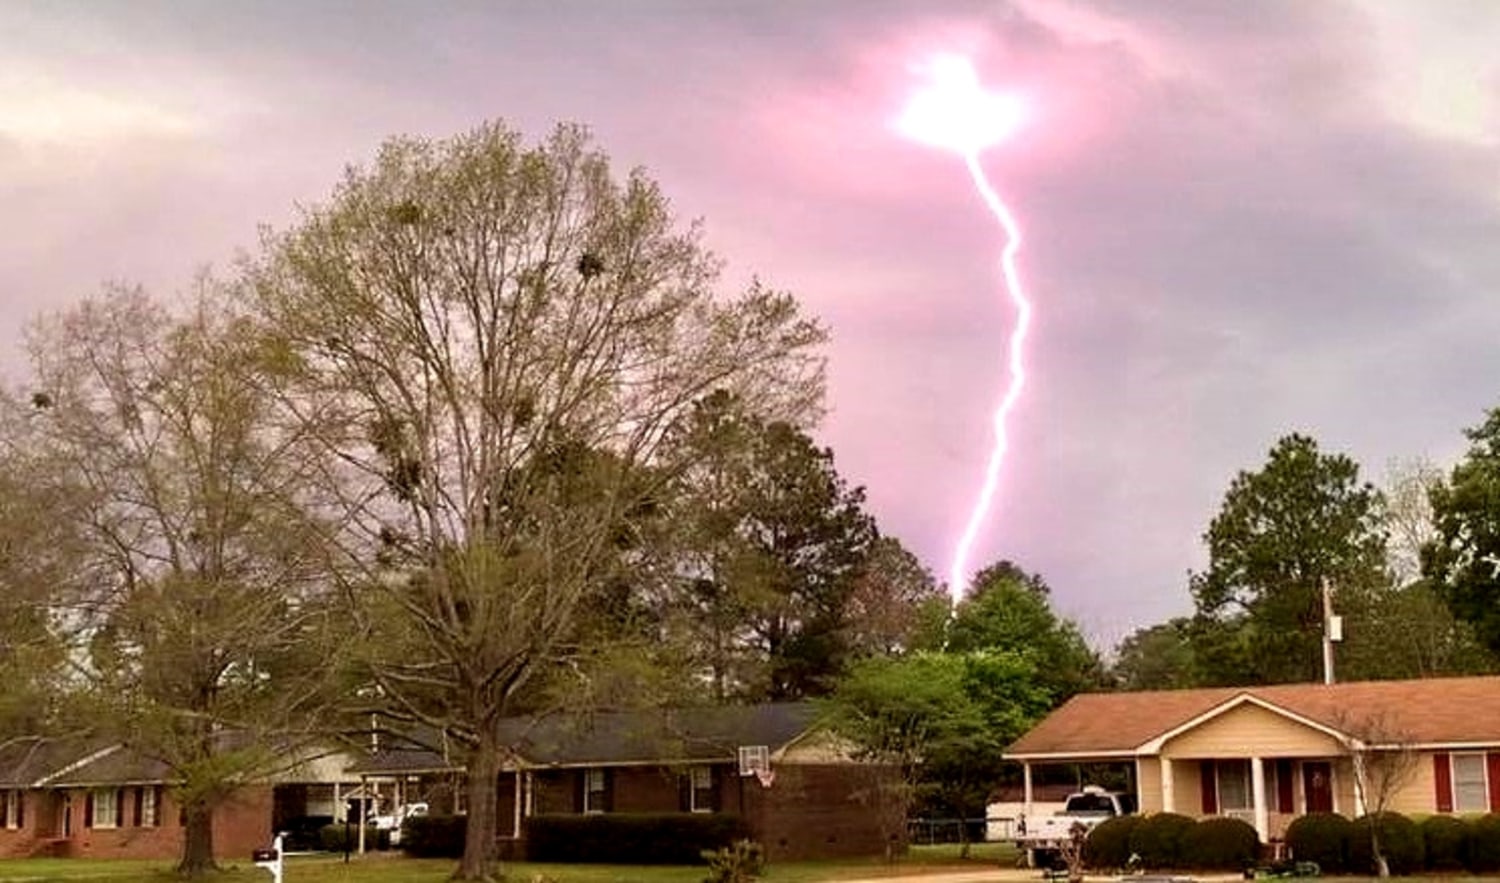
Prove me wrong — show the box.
[1127,813,1196,869]
[1084,815,1142,870]
[702,839,765,883]
[1348,813,1424,875]
[1286,812,1354,874]
[1469,813,1500,872]
[1421,815,1469,871]
[402,814,466,858]
[1182,816,1259,870]
[318,824,389,852]
[525,813,752,864]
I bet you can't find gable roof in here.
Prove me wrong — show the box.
[348,702,820,775]
[0,736,114,788]
[1007,675,1500,758]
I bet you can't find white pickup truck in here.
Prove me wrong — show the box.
[1015,786,1136,865]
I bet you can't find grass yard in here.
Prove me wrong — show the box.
[0,843,1022,883]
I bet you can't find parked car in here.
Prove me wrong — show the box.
[1014,786,1136,866]
[369,801,429,845]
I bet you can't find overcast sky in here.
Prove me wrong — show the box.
[4,1,1499,646]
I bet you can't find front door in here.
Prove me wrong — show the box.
[1303,762,1333,813]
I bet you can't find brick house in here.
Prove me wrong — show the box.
[0,737,360,860]
[351,702,892,860]
[1005,675,1500,845]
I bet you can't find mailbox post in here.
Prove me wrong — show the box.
[253,832,285,883]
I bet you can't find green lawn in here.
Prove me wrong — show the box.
[0,844,1021,883]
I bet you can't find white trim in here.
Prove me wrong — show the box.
[1376,741,1500,751]
[1003,749,1140,761]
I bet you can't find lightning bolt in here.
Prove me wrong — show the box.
[897,55,1033,603]
[946,151,1031,603]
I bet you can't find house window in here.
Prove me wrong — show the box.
[138,787,159,827]
[91,789,119,829]
[1453,753,1488,812]
[1,790,20,829]
[1216,760,1252,812]
[689,766,714,813]
[583,769,606,814]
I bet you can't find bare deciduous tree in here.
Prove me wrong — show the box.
[1338,711,1421,878]
[246,122,826,880]
[10,287,346,877]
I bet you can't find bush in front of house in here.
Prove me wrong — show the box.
[1182,816,1259,870]
[1286,812,1354,874]
[1348,812,1424,875]
[318,823,389,852]
[1420,814,1469,871]
[402,814,467,858]
[1127,812,1196,869]
[702,839,766,883]
[1083,815,1141,870]
[1468,813,1500,872]
[525,813,752,864]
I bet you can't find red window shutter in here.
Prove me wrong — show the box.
[1435,753,1454,813]
[1200,760,1218,814]
[1,791,9,827]
[1276,760,1295,814]
[15,792,21,828]
[133,788,143,827]
[1487,753,1500,811]
[84,792,94,828]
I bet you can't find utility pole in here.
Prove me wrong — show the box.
[1321,577,1342,684]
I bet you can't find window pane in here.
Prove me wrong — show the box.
[94,790,117,828]
[142,788,157,827]
[1218,761,1251,811]
[1454,754,1488,812]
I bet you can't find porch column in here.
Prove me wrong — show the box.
[513,768,523,838]
[1352,755,1368,817]
[1022,763,1034,818]
[1161,758,1175,813]
[357,776,368,854]
[1251,756,1269,843]
[333,782,342,823]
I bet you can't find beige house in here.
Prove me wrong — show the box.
[1005,676,1500,844]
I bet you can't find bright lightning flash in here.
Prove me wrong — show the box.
[898,56,1032,605]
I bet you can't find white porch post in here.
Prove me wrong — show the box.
[513,768,523,838]
[1022,763,1034,818]
[357,777,368,854]
[1161,758,1175,813]
[1251,756,1269,843]
[332,782,342,823]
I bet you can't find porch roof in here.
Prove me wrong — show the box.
[1006,675,1500,759]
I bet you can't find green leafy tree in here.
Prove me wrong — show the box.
[1111,618,1200,691]
[1191,434,1388,684]
[844,536,944,658]
[942,561,1104,703]
[659,392,876,701]
[246,122,825,880]
[1424,408,1500,658]
[822,650,1047,860]
[10,288,346,876]
[1338,581,1494,680]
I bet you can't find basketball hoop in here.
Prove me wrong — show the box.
[754,768,776,788]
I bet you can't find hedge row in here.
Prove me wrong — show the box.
[524,813,751,864]
[395,813,752,863]
[1084,813,1256,871]
[1286,811,1500,875]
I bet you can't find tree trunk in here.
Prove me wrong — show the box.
[177,799,216,878]
[457,733,502,881]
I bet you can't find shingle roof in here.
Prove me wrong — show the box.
[0,736,112,788]
[348,702,820,775]
[46,746,174,787]
[1007,675,1500,757]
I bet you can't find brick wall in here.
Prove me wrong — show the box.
[756,764,891,861]
[29,785,273,862]
[0,790,42,858]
